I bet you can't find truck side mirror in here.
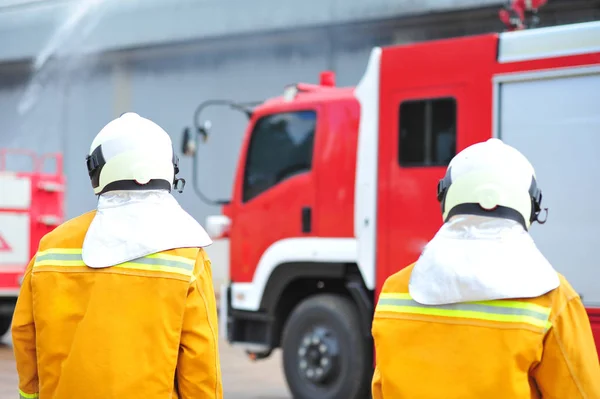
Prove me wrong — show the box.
[181,127,197,157]
[198,120,212,142]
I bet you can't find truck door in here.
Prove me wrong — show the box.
[229,106,319,302]
[378,85,465,289]
[496,69,600,342]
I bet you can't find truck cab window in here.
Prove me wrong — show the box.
[243,110,316,202]
[398,97,457,166]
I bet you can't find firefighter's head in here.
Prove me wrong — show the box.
[436,138,545,230]
[86,112,185,195]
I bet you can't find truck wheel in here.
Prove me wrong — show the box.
[0,315,12,337]
[282,294,372,399]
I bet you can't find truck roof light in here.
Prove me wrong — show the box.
[320,71,336,87]
[283,85,299,102]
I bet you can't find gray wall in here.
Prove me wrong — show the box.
[0,0,510,62]
[0,61,114,200]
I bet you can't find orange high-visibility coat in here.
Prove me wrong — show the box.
[372,264,600,399]
[12,211,223,399]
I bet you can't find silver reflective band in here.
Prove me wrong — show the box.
[376,293,552,330]
[35,253,81,262]
[35,252,194,271]
[377,297,550,322]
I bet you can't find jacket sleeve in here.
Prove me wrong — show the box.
[372,366,383,399]
[532,295,600,398]
[176,249,223,399]
[11,258,39,398]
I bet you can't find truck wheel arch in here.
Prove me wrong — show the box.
[260,261,374,347]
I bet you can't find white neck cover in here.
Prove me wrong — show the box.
[408,215,559,305]
[82,190,212,268]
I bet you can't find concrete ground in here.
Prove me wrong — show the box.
[0,332,291,398]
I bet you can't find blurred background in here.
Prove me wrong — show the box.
[1,0,598,289]
[0,0,599,397]
[3,0,599,213]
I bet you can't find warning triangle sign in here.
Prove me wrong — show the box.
[0,234,12,252]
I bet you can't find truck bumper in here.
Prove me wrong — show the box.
[219,283,229,341]
[221,283,275,354]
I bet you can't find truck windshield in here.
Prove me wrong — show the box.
[243,110,316,202]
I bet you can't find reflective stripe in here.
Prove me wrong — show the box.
[35,248,83,267]
[34,248,195,277]
[376,293,551,330]
[19,390,39,399]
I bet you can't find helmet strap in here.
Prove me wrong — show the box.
[87,144,185,195]
[437,169,548,229]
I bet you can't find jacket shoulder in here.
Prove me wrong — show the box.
[545,273,582,318]
[380,263,415,294]
[161,247,208,261]
[38,210,96,251]
[555,273,579,299]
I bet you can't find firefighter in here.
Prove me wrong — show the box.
[12,112,223,398]
[372,138,600,398]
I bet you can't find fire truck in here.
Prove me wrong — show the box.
[0,149,64,336]
[182,14,600,399]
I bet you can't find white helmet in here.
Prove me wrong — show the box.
[86,112,185,195]
[436,138,546,230]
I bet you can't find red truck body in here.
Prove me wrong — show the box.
[0,149,64,335]
[197,20,600,398]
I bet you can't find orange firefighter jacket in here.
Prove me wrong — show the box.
[12,211,223,399]
[372,264,600,399]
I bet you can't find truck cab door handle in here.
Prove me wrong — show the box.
[301,207,312,233]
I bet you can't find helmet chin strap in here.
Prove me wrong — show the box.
[171,152,186,194]
[173,177,186,194]
[533,207,548,225]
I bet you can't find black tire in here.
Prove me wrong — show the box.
[282,294,372,399]
[0,315,12,337]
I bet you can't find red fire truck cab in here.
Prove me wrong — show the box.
[0,149,64,337]
[184,19,600,399]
